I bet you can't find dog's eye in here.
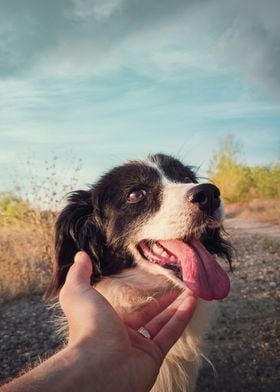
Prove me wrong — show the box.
[183,177,193,183]
[127,189,147,203]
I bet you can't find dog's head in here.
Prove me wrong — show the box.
[45,153,232,301]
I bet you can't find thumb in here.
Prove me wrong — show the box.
[59,251,93,304]
[65,251,92,287]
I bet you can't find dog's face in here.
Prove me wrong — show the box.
[46,154,231,301]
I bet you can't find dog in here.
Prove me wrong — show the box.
[45,153,232,392]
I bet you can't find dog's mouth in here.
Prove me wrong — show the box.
[138,239,230,301]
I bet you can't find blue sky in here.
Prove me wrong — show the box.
[0,0,279,206]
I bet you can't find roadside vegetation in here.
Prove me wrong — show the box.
[0,158,81,304]
[0,194,55,303]
[208,134,280,224]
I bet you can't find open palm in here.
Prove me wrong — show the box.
[60,252,197,392]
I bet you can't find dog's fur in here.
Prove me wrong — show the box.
[46,153,231,392]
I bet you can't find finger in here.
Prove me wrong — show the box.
[123,291,180,329]
[143,290,188,337]
[152,293,197,357]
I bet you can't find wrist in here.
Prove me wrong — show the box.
[56,345,97,392]
[65,339,130,392]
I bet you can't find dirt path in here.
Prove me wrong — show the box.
[225,218,280,238]
[196,222,280,392]
[0,221,279,391]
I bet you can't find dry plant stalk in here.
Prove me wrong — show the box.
[0,156,82,304]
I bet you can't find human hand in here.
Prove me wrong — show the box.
[59,251,197,392]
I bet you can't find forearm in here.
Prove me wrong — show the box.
[1,346,96,392]
[1,343,133,392]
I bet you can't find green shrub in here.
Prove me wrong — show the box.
[209,134,280,203]
[0,193,32,226]
[249,164,280,199]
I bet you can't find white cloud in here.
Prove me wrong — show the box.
[1,0,279,204]
[217,1,280,97]
[0,0,280,96]
[70,0,126,20]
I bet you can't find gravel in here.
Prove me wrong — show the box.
[1,225,279,391]
[0,297,61,383]
[196,227,280,392]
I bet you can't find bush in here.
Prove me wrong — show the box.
[249,165,280,199]
[0,194,31,225]
[209,134,280,203]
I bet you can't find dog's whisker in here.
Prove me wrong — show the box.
[108,230,134,247]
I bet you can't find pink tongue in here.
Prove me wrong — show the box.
[159,239,230,301]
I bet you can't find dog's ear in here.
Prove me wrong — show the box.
[44,189,104,301]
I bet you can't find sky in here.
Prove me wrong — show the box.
[0,0,279,206]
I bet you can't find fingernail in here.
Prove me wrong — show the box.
[74,251,84,263]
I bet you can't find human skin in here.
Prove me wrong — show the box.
[1,252,197,392]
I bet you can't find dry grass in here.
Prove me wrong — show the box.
[225,199,280,225]
[0,211,56,305]
[0,156,81,305]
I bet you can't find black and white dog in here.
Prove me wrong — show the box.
[46,153,232,392]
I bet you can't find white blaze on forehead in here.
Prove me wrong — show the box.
[140,157,171,185]
[137,182,199,241]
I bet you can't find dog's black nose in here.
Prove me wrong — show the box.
[186,183,221,214]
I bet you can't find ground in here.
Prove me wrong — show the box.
[196,220,280,392]
[0,220,279,391]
